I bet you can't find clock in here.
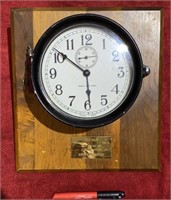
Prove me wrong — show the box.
[30,13,150,128]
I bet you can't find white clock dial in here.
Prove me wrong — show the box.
[40,24,134,119]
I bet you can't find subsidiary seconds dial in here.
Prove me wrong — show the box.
[75,46,98,69]
[31,14,150,128]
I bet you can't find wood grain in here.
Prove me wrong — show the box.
[119,11,161,170]
[11,8,161,171]
[11,9,35,170]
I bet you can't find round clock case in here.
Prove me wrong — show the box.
[31,13,150,128]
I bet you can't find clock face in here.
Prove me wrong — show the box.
[41,25,133,119]
[32,14,143,127]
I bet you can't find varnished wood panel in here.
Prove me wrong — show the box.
[11,8,161,171]
[119,11,161,170]
[11,9,35,170]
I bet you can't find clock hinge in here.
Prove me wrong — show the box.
[24,46,34,92]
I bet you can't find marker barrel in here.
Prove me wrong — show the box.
[53,192,97,199]
[53,191,125,199]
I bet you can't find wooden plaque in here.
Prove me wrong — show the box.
[11,8,162,171]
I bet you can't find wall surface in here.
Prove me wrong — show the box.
[1,1,170,199]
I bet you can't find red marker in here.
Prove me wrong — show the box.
[52,191,125,199]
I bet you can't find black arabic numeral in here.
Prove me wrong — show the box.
[112,51,119,61]
[54,52,65,63]
[55,84,63,95]
[103,39,106,49]
[118,67,125,78]
[66,39,74,50]
[69,96,76,106]
[101,95,108,106]
[81,34,92,45]
[49,68,57,79]
[111,84,119,94]
[84,100,91,110]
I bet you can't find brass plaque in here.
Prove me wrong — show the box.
[71,136,112,159]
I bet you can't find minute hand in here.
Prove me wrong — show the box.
[52,48,84,72]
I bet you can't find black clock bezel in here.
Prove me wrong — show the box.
[31,13,143,128]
